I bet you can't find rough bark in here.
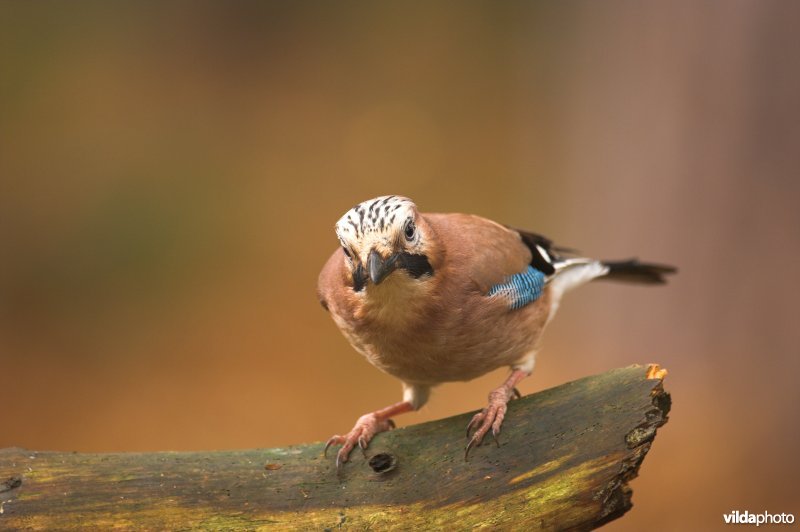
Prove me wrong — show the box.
[0,364,670,530]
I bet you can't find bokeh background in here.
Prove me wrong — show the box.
[2,1,798,529]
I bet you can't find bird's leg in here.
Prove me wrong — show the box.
[465,369,528,460]
[324,401,414,468]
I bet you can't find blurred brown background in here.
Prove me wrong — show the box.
[2,1,798,529]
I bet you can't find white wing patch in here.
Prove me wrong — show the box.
[546,259,610,321]
[535,244,552,265]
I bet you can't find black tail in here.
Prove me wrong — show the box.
[601,259,677,285]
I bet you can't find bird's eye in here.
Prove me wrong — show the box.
[404,221,416,241]
[342,247,352,259]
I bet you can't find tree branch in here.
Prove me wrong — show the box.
[0,364,670,530]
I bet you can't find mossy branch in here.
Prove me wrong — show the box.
[0,364,670,530]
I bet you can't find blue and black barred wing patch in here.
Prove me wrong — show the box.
[487,266,547,310]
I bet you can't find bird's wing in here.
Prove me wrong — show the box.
[424,213,534,294]
[317,247,348,312]
[511,228,584,274]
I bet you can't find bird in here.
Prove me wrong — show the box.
[317,195,675,467]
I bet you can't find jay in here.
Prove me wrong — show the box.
[317,195,675,467]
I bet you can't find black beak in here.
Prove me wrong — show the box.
[368,248,399,285]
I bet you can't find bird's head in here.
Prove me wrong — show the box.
[335,195,435,291]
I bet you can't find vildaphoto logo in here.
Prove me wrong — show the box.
[724,511,795,526]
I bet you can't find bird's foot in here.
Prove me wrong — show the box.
[465,385,516,460]
[324,413,396,469]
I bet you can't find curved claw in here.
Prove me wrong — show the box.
[466,412,484,438]
[335,439,358,470]
[463,395,511,460]
[465,435,480,461]
[324,436,343,458]
[464,372,527,461]
[465,410,499,460]
[325,411,400,468]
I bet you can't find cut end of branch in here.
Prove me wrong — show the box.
[646,363,668,380]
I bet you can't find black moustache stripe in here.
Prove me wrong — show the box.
[397,253,434,279]
[352,264,367,292]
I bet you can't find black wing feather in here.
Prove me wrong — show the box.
[510,228,567,276]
